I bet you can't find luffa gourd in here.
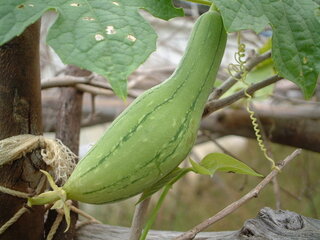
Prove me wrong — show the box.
[29,9,227,205]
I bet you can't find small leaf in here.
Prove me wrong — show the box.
[51,199,64,210]
[198,153,263,177]
[189,159,211,175]
[40,170,59,191]
[137,167,188,204]
[63,204,71,232]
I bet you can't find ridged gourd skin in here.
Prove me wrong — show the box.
[62,10,227,204]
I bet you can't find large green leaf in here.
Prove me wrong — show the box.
[0,0,183,98]
[213,0,320,98]
[191,153,263,177]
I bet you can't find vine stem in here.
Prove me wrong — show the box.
[139,169,191,240]
[139,186,171,240]
[183,0,212,6]
[209,2,218,11]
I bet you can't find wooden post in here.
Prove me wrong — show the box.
[0,22,45,240]
[44,66,89,239]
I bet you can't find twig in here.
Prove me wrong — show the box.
[76,220,99,230]
[201,130,239,160]
[69,205,101,224]
[203,74,282,117]
[75,83,113,96]
[134,67,175,75]
[279,186,301,201]
[41,76,91,89]
[174,149,302,240]
[272,177,281,210]
[140,186,172,240]
[129,198,151,240]
[210,51,272,100]
[41,75,139,98]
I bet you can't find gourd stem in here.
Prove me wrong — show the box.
[209,2,218,12]
[184,0,212,6]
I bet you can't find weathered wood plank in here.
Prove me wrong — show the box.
[76,208,320,240]
[76,223,235,240]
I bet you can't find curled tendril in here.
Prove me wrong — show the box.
[244,91,279,171]
[228,33,279,171]
[228,34,248,81]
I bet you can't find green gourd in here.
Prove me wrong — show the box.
[31,9,227,205]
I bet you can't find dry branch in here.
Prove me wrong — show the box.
[201,103,320,152]
[174,149,302,240]
[42,75,139,98]
[203,75,282,117]
[129,198,151,240]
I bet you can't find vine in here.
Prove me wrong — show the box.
[183,0,212,6]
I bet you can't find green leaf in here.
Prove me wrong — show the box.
[137,167,188,204]
[312,0,320,5]
[0,0,183,98]
[213,0,320,98]
[214,0,269,33]
[189,159,211,175]
[194,153,263,177]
